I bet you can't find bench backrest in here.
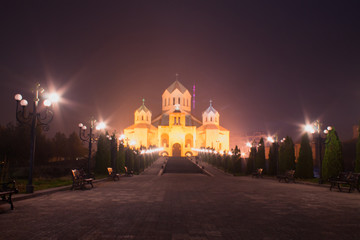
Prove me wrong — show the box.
[71,169,81,180]
[286,170,295,177]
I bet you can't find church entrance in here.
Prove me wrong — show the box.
[172,143,181,156]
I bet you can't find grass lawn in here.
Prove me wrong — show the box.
[15,177,73,193]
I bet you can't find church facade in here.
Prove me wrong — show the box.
[123,80,229,156]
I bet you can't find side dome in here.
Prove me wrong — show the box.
[134,99,152,124]
[202,100,220,125]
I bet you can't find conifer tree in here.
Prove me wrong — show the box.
[232,145,242,175]
[117,143,125,173]
[322,127,343,180]
[268,142,279,176]
[279,136,295,173]
[255,138,266,171]
[247,144,256,174]
[95,134,110,174]
[355,122,360,173]
[296,133,313,178]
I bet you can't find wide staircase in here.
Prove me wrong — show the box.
[163,157,203,174]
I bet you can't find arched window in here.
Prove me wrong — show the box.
[178,117,180,125]
[205,117,208,122]
[210,117,212,121]
[173,97,175,105]
[178,97,180,104]
[161,134,169,148]
[141,116,144,121]
[174,117,177,124]
[185,134,193,148]
[146,116,148,121]
[168,98,170,105]
[164,99,166,106]
[187,99,189,106]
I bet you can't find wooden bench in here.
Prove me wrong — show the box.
[0,180,18,210]
[252,168,263,178]
[329,172,360,193]
[277,170,296,183]
[124,166,133,177]
[71,169,94,190]
[107,167,120,181]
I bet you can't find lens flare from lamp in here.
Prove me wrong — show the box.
[96,122,106,130]
[305,124,315,134]
[78,123,83,128]
[246,142,252,148]
[267,136,274,143]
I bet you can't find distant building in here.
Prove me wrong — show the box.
[124,80,230,156]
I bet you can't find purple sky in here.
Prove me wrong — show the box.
[1,0,360,145]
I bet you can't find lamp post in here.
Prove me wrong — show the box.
[14,83,57,193]
[78,118,106,176]
[305,120,330,183]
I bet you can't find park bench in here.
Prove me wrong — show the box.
[252,168,263,178]
[277,170,296,183]
[329,172,360,193]
[71,169,94,190]
[124,166,133,177]
[0,180,18,210]
[107,167,120,181]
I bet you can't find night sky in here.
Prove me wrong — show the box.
[1,0,360,146]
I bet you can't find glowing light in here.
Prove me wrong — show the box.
[246,142,252,148]
[305,124,315,134]
[14,94,22,101]
[241,152,246,157]
[20,99,28,107]
[43,99,52,107]
[267,136,275,143]
[78,123,83,128]
[323,129,328,134]
[49,93,60,103]
[119,134,125,140]
[219,150,224,155]
[129,140,136,146]
[327,126,332,131]
[228,151,232,155]
[96,122,106,130]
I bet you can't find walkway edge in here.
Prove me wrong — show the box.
[13,178,108,202]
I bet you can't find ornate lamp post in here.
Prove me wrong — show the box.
[14,83,57,193]
[78,118,106,176]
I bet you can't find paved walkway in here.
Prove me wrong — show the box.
[1,158,360,239]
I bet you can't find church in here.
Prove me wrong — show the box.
[123,80,230,156]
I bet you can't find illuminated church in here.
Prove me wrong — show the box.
[123,80,229,156]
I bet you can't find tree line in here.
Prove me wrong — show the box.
[200,124,360,180]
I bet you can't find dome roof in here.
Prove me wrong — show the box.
[136,99,151,113]
[166,80,188,94]
[203,100,218,114]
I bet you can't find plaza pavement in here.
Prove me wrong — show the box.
[1,157,360,240]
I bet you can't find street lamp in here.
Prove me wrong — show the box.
[78,118,106,176]
[305,120,330,183]
[15,83,58,193]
